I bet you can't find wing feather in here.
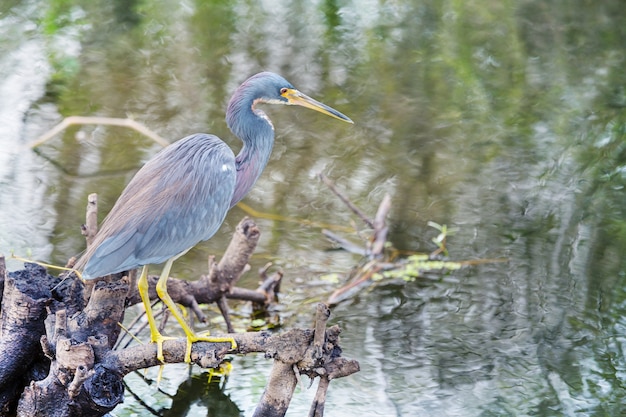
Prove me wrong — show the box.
[78,134,236,279]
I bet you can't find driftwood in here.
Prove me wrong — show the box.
[318,174,486,307]
[0,194,358,416]
[317,173,395,305]
[318,173,390,261]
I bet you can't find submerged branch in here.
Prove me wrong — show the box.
[318,172,374,229]
[318,172,497,306]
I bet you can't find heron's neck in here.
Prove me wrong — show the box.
[227,99,275,207]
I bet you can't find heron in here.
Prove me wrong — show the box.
[75,72,353,363]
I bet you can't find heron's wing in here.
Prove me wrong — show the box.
[80,134,236,278]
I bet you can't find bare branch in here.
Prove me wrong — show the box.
[370,193,391,257]
[81,193,99,247]
[318,172,374,229]
[28,116,169,149]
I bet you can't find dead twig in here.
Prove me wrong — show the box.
[81,193,99,247]
[28,116,169,149]
[322,229,367,256]
[319,173,391,260]
[318,172,374,229]
[370,193,391,257]
[327,260,386,306]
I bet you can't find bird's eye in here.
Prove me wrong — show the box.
[280,87,288,95]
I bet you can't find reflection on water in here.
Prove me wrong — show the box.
[1,0,626,415]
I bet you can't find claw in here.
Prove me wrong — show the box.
[183,332,237,362]
[197,330,238,350]
[151,332,178,363]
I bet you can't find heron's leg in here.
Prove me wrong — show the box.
[137,265,176,362]
[155,258,237,363]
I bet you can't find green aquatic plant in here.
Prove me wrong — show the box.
[375,254,463,282]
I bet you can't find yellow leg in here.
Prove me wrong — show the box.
[156,258,237,363]
[137,265,176,362]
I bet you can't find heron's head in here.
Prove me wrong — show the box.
[236,72,353,124]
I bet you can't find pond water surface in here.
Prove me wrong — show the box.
[2,0,626,416]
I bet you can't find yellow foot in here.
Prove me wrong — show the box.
[184,332,238,363]
[151,333,178,363]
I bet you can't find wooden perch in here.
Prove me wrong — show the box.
[0,263,50,416]
[0,259,357,416]
[0,190,359,416]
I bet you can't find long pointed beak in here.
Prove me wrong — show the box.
[282,88,354,124]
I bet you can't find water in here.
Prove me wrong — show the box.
[1,0,626,415]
